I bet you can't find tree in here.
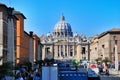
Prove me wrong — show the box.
[72,59,79,71]
[21,61,32,70]
[95,58,101,64]
[102,57,111,65]
[35,60,44,68]
[0,61,14,78]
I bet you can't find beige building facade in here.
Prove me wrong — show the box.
[41,15,90,61]
[90,36,99,61]
[90,28,120,63]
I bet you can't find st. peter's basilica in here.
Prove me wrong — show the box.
[41,15,90,61]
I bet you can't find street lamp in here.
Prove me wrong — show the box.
[88,41,90,61]
[113,36,118,70]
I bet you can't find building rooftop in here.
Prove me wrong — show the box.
[99,28,120,38]
[14,10,26,19]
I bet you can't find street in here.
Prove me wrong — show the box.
[100,75,120,80]
[100,69,120,80]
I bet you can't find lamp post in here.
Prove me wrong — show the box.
[88,41,90,61]
[53,41,55,59]
[114,36,118,70]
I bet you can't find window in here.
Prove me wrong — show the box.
[61,45,63,48]
[70,52,73,56]
[102,45,104,48]
[82,47,85,54]
[65,53,67,56]
[70,45,72,49]
[58,53,59,57]
[58,45,59,52]
[61,52,63,57]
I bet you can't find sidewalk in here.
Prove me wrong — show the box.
[109,69,120,76]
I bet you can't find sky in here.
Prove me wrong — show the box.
[1,0,120,37]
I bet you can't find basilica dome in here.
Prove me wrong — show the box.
[54,15,73,37]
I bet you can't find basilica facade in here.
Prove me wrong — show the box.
[41,15,90,61]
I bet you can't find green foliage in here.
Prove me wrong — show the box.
[72,59,79,71]
[95,58,101,64]
[35,60,44,65]
[21,61,32,70]
[35,60,44,67]
[102,57,111,65]
[72,59,78,67]
[0,61,14,76]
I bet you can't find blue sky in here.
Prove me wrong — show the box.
[1,0,120,37]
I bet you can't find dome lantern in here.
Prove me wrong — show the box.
[60,14,65,21]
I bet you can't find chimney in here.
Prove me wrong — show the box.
[8,7,14,16]
[29,31,33,37]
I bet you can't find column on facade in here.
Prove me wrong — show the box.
[33,39,36,62]
[86,46,88,60]
[68,39,70,57]
[76,45,81,61]
[52,44,55,59]
[54,45,57,58]
[37,43,40,60]
[73,45,75,57]
[115,42,118,70]
[8,16,15,80]
[67,45,69,57]
[7,18,15,65]
[42,45,45,60]
[64,45,65,57]
[0,18,3,65]
[45,46,48,58]
[56,45,58,58]
[81,46,84,59]
[0,45,3,65]
[95,48,98,59]
[59,45,61,57]
[49,46,52,59]
[57,45,59,57]
[65,45,67,57]
[29,32,33,67]
[102,45,105,59]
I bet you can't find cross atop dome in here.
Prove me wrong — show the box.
[60,13,65,21]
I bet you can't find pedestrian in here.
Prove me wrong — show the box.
[98,63,103,74]
[1,75,6,80]
[105,64,109,76]
[33,73,40,80]
[16,73,24,80]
